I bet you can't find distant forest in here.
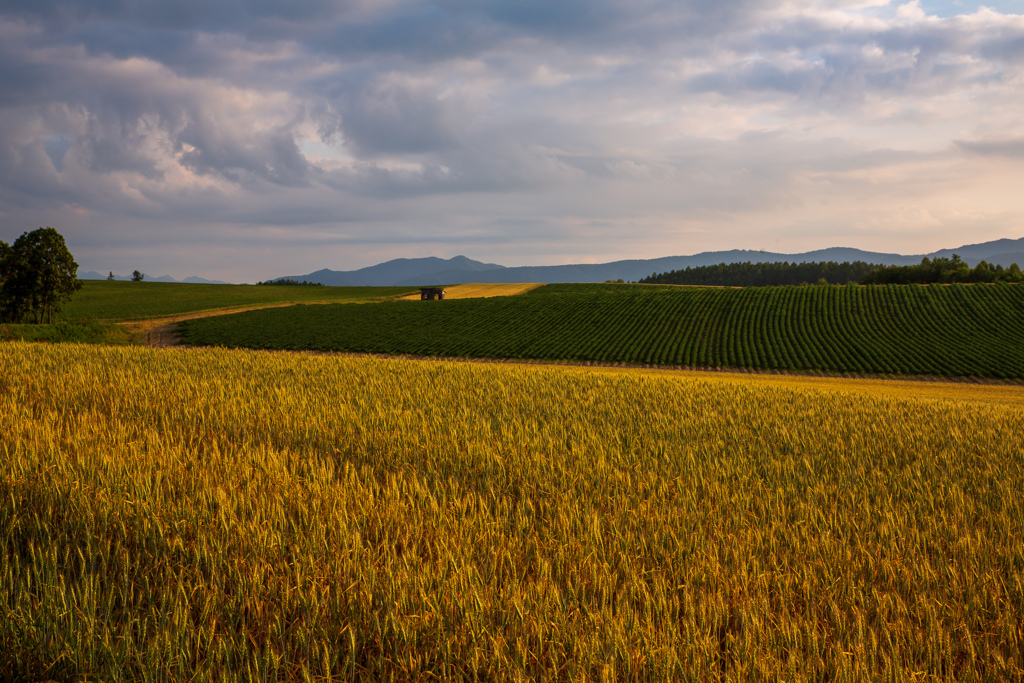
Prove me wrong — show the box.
[641,255,1024,287]
[640,260,879,286]
[862,255,1023,284]
[255,279,324,287]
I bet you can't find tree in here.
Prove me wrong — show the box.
[107,271,115,281]
[0,240,29,322]
[132,270,144,282]
[0,227,83,323]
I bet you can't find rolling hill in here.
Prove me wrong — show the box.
[179,281,1024,380]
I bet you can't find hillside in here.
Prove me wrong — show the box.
[179,282,1024,380]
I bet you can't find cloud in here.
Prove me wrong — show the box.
[955,137,1024,157]
[176,114,314,187]
[334,75,468,156]
[1,0,1023,280]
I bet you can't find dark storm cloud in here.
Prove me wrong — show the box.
[0,0,351,32]
[3,0,782,75]
[475,0,769,44]
[67,22,198,67]
[300,0,785,69]
[313,6,502,62]
[334,77,466,156]
[178,123,314,187]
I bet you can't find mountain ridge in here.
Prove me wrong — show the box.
[274,237,1024,287]
[79,271,228,284]
[275,255,505,287]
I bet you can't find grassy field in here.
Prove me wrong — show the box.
[56,280,417,321]
[0,319,132,345]
[180,282,1024,380]
[2,341,1022,681]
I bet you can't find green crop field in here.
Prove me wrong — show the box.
[2,341,1023,681]
[56,280,416,321]
[179,282,1024,380]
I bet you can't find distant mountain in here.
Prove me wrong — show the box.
[79,271,227,284]
[392,249,918,286]
[273,255,505,286]
[925,238,1024,263]
[983,252,1024,267]
[181,275,229,284]
[276,239,1024,287]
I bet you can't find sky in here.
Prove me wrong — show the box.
[0,0,1022,282]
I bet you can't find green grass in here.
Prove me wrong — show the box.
[0,320,131,345]
[56,280,417,321]
[179,282,1024,380]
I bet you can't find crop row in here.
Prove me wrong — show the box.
[179,282,1024,379]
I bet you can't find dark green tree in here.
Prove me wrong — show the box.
[0,239,29,322]
[862,254,1022,285]
[132,270,144,282]
[641,260,882,287]
[107,271,115,281]
[0,227,83,323]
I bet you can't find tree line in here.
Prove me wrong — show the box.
[641,255,1024,287]
[640,260,880,286]
[255,279,324,286]
[862,255,1023,284]
[0,227,81,323]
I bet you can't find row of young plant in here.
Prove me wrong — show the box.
[179,282,1024,379]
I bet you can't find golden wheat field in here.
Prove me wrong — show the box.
[1,341,1023,682]
[398,283,545,301]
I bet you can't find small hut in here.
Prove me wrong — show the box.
[420,287,447,300]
